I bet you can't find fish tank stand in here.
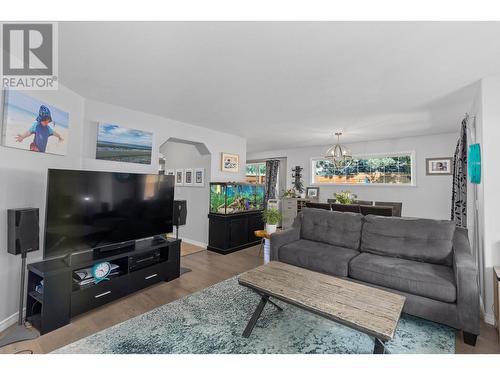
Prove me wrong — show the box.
[208,211,264,254]
[208,182,265,254]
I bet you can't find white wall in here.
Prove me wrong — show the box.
[248,132,458,220]
[0,92,247,331]
[161,141,211,246]
[81,99,246,182]
[0,85,85,330]
[475,75,500,324]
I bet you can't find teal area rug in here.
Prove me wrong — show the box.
[54,277,455,354]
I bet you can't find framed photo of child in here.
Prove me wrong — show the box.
[1,90,69,155]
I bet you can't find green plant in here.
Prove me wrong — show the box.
[262,208,282,225]
[281,188,297,198]
[333,190,356,204]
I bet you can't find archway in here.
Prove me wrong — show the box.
[159,138,211,254]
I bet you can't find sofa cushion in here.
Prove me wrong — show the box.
[361,215,455,265]
[349,252,456,303]
[279,239,360,277]
[301,208,363,250]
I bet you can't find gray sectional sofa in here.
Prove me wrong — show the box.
[270,207,480,345]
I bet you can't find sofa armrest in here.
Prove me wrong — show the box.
[270,218,301,261]
[453,227,480,335]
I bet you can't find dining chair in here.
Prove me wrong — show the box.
[360,205,393,217]
[353,199,374,206]
[374,201,402,217]
[331,203,361,213]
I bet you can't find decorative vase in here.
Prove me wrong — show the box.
[265,224,277,234]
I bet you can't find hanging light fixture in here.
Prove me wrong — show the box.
[325,132,352,168]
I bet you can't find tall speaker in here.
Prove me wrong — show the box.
[1,208,40,348]
[173,200,187,226]
[173,200,187,241]
[8,208,39,255]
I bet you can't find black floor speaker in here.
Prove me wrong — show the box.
[7,208,39,255]
[1,208,40,348]
[173,200,187,226]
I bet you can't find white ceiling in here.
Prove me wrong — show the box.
[59,22,500,152]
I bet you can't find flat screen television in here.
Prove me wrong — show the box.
[44,169,174,259]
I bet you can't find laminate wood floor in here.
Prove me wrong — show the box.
[180,241,205,257]
[0,245,498,354]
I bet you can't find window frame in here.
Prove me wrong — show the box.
[310,151,416,187]
[245,161,267,184]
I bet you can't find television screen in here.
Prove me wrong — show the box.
[44,169,174,259]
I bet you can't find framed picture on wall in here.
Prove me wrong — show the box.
[221,152,240,173]
[2,90,69,155]
[194,168,205,187]
[184,168,194,185]
[175,169,184,186]
[426,157,453,175]
[306,186,320,201]
[96,123,153,165]
[166,169,175,176]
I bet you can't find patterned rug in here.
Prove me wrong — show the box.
[54,277,455,354]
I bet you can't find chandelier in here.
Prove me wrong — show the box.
[325,132,352,168]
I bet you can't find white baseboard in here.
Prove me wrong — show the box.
[178,237,207,249]
[484,313,495,326]
[0,309,25,334]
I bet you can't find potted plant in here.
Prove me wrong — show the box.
[262,208,282,234]
[333,190,357,204]
[281,188,297,198]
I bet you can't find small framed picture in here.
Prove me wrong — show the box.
[175,169,184,186]
[166,169,175,176]
[306,186,320,200]
[426,158,453,175]
[221,152,239,173]
[184,168,194,185]
[194,168,205,187]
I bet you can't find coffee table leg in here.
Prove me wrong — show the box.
[267,298,283,311]
[243,295,269,338]
[373,338,385,354]
[255,291,282,311]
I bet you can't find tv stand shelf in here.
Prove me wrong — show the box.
[26,237,181,335]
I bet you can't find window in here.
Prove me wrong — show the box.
[311,153,414,185]
[246,162,266,184]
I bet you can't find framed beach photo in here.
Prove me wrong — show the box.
[96,123,153,164]
[2,90,69,155]
[306,186,320,200]
[194,168,205,187]
[426,157,453,175]
[221,152,239,173]
[184,168,194,185]
[175,169,184,186]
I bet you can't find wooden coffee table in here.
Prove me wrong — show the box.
[238,261,406,354]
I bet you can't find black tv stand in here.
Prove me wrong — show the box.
[93,240,136,258]
[25,238,181,335]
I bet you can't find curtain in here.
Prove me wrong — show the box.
[264,159,280,206]
[451,116,468,228]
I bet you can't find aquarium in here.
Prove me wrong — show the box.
[210,183,265,214]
